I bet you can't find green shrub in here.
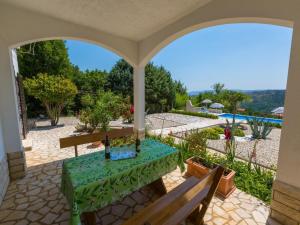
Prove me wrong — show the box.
[175,93,189,110]
[163,136,176,146]
[233,129,245,137]
[268,122,282,129]
[185,131,207,153]
[170,109,218,119]
[79,92,123,132]
[24,73,78,126]
[211,126,224,134]
[200,128,220,140]
[230,160,274,203]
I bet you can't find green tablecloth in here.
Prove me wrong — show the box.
[61,139,178,225]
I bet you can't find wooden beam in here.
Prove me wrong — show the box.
[59,127,133,148]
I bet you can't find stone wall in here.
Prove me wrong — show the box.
[7,151,26,180]
[186,100,201,113]
[270,180,300,225]
[0,154,9,206]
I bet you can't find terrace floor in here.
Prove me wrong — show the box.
[0,118,270,225]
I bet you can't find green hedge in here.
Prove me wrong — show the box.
[201,128,220,140]
[206,126,245,137]
[233,128,245,137]
[211,126,224,134]
[170,110,218,119]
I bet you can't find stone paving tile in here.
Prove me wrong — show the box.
[0,122,270,225]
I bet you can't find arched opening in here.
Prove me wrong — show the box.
[4,38,142,224]
[144,23,292,217]
[140,18,293,66]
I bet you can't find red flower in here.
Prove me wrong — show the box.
[224,127,231,140]
[130,105,134,114]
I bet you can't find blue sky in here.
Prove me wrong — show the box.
[66,23,293,92]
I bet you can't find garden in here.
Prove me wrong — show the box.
[148,128,275,204]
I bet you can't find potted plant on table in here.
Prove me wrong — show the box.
[185,120,237,199]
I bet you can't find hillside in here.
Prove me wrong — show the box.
[189,89,285,113]
[241,90,285,113]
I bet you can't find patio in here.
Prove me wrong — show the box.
[0,123,269,225]
[1,1,300,224]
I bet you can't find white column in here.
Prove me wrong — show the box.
[0,42,22,154]
[276,23,300,188]
[133,66,145,138]
[269,23,300,224]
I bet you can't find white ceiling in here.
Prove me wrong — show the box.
[1,0,212,41]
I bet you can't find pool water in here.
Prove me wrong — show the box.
[219,113,283,124]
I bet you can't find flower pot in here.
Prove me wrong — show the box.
[217,170,236,199]
[186,157,210,178]
[186,156,236,199]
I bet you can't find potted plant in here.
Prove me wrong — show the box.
[185,125,236,199]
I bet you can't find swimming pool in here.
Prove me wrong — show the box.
[219,113,283,124]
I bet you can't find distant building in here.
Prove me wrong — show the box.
[237,108,246,113]
[271,107,284,117]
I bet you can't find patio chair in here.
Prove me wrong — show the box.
[123,166,224,225]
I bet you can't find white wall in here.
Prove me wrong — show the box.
[0,43,23,153]
[0,117,10,206]
[0,119,5,160]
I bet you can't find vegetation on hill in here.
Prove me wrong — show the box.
[241,90,285,113]
[191,89,285,114]
[194,83,251,114]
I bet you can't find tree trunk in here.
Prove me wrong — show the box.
[45,103,61,126]
[50,119,57,126]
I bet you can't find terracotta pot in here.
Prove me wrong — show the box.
[91,141,102,148]
[218,170,236,199]
[186,156,236,199]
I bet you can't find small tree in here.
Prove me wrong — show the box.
[79,92,123,132]
[212,83,225,95]
[94,92,123,132]
[222,90,251,114]
[24,73,78,126]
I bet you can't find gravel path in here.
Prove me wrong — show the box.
[207,126,280,169]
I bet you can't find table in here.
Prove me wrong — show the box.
[61,139,178,225]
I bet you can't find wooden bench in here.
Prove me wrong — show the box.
[123,166,224,225]
[59,127,134,157]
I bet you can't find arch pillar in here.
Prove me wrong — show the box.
[0,41,25,182]
[269,22,300,225]
[133,66,145,138]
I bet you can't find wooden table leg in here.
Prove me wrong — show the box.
[149,177,167,196]
[83,212,96,225]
